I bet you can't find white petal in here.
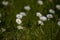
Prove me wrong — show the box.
[16,19,22,24]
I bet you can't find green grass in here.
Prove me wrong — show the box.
[0,0,60,40]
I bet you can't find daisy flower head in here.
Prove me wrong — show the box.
[57,21,60,26]
[56,4,60,10]
[38,0,43,5]
[2,1,9,6]
[16,18,22,24]
[36,12,42,17]
[20,12,26,16]
[39,16,47,21]
[38,20,44,25]
[46,14,53,18]
[49,9,55,14]
[16,14,23,19]
[17,25,24,30]
[24,6,31,11]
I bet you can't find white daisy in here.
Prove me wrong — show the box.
[46,14,53,18]
[41,22,44,25]
[39,16,47,21]
[2,1,8,6]
[1,28,6,32]
[20,12,26,16]
[56,4,60,10]
[16,14,23,19]
[38,0,43,5]
[49,9,55,14]
[24,6,31,11]
[36,12,42,17]
[38,20,44,25]
[16,18,22,24]
[17,25,24,30]
[57,21,60,26]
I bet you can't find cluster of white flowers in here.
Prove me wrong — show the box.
[2,0,60,29]
[2,1,9,6]
[36,12,47,25]
[36,11,54,25]
[38,0,43,5]
[16,12,26,30]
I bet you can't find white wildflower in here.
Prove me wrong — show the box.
[39,16,47,21]
[49,9,55,14]
[17,26,24,30]
[20,12,26,16]
[2,1,8,6]
[38,0,43,5]
[38,20,44,25]
[46,14,53,18]
[57,21,60,26]
[16,18,22,24]
[24,6,31,11]
[56,4,60,10]
[36,12,42,17]
[16,14,23,19]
